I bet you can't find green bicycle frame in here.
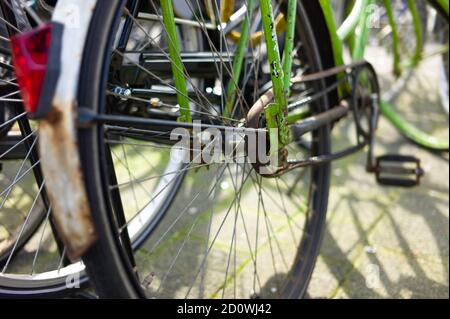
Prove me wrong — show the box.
[282,0,298,97]
[259,0,291,148]
[337,0,369,41]
[380,0,449,150]
[160,0,296,149]
[321,0,449,150]
[159,0,449,150]
[382,0,401,76]
[224,0,254,118]
[160,0,191,122]
[436,0,450,14]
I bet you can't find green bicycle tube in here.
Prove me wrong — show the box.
[282,0,297,97]
[225,0,255,117]
[380,100,449,150]
[352,0,373,60]
[260,0,290,147]
[382,0,401,76]
[260,0,286,109]
[319,0,348,97]
[286,108,310,125]
[337,0,368,41]
[319,0,345,68]
[160,0,191,122]
[406,0,423,65]
[435,0,449,15]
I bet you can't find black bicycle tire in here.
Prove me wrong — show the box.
[0,2,82,297]
[78,0,336,299]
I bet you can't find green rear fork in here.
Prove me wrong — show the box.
[337,0,369,41]
[319,0,347,97]
[223,0,298,152]
[382,0,401,76]
[160,0,191,122]
[160,0,301,149]
[407,0,424,66]
[352,0,373,60]
[282,0,297,97]
[435,0,449,16]
[259,0,293,150]
[224,0,255,118]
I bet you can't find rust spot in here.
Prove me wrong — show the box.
[272,62,279,78]
[38,100,97,261]
[45,186,97,260]
[45,107,63,125]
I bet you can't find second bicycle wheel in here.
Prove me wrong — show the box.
[77,0,336,298]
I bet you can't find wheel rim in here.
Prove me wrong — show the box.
[80,0,332,299]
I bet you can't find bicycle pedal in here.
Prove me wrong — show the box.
[374,155,424,187]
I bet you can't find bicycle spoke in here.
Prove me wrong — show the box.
[122,8,222,122]
[0,135,37,209]
[184,166,254,298]
[30,203,52,275]
[1,179,45,273]
[0,129,35,160]
[74,0,331,299]
[153,163,228,294]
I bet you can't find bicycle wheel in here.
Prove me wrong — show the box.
[76,0,336,298]
[364,0,449,151]
[435,14,449,114]
[1,0,195,297]
[365,0,428,101]
[0,0,89,297]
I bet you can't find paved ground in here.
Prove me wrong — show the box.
[130,42,449,299]
[0,41,448,299]
[308,119,449,299]
[307,44,449,299]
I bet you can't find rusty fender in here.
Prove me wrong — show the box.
[38,0,99,260]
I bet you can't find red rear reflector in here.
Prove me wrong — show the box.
[10,23,53,114]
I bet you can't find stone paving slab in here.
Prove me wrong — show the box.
[1,39,447,300]
[307,43,449,299]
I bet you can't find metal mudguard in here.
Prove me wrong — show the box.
[38,0,99,260]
